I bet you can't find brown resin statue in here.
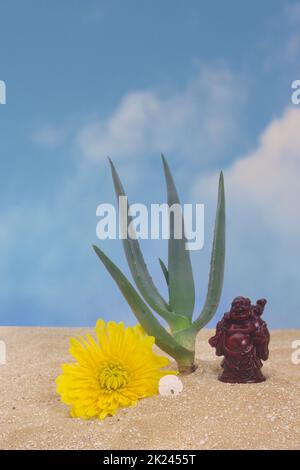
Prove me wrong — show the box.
[209,297,270,383]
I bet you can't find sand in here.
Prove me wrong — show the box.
[0,327,299,450]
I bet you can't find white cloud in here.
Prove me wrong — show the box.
[192,107,300,327]
[223,107,300,235]
[193,107,300,234]
[16,63,246,325]
[77,64,245,165]
[21,64,247,325]
[7,68,300,327]
[31,124,67,147]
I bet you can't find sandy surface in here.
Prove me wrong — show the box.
[0,327,300,450]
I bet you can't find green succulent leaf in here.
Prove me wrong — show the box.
[93,244,194,363]
[162,154,195,319]
[159,258,169,286]
[192,171,225,331]
[108,158,174,324]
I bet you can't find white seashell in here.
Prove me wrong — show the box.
[158,375,183,396]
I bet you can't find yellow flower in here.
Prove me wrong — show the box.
[56,320,173,420]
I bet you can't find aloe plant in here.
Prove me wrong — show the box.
[93,155,225,373]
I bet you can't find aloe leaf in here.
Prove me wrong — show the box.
[162,154,195,319]
[159,258,169,286]
[192,172,225,331]
[108,158,175,324]
[93,244,194,362]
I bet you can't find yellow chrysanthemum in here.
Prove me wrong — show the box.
[56,320,173,420]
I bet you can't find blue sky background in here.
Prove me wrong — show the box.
[0,0,300,328]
